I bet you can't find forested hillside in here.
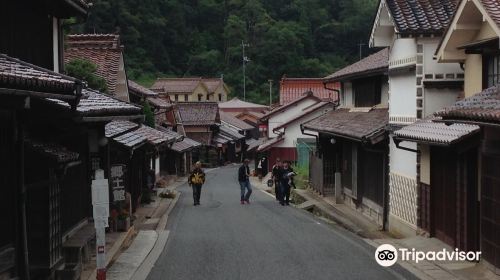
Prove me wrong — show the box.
[72,0,378,103]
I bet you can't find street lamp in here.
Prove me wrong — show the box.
[242,41,250,101]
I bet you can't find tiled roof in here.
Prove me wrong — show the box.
[394,117,480,145]
[324,48,389,82]
[151,77,203,93]
[203,78,223,93]
[257,136,284,152]
[176,102,219,125]
[25,139,79,163]
[218,97,268,109]
[274,102,333,131]
[48,88,141,117]
[128,80,158,97]
[106,121,179,148]
[171,137,201,153]
[303,108,389,143]
[481,0,500,28]
[147,96,171,109]
[219,124,245,140]
[279,77,340,105]
[436,85,500,123]
[213,133,232,145]
[246,138,263,152]
[65,34,123,96]
[220,111,254,130]
[386,0,458,34]
[105,120,140,138]
[186,132,212,146]
[262,92,320,121]
[0,53,81,97]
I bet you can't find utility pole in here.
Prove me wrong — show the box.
[268,79,273,106]
[242,41,250,101]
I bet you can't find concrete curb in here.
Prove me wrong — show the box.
[292,190,365,236]
[86,226,135,280]
[131,230,170,280]
[156,190,180,232]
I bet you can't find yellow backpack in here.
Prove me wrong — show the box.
[191,172,204,185]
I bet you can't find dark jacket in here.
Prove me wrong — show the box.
[238,164,250,182]
[281,167,295,187]
[189,168,205,186]
[272,165,282,181]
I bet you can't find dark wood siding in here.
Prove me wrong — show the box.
[359,148,385,206]
[430,146,479,252]
[0,1,54,69]
[481,128,500,269]
[0,110,18,277]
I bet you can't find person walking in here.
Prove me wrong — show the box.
[238,159,253,204]
[188,161,205,206]
[271,158,283,202]
[279,161,296,206]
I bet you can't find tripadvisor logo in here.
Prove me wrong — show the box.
[375,244,398,267]
[375,244,481,267]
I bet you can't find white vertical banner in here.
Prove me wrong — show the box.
[92,169,109,280]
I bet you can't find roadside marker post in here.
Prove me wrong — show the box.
[92,169,110,280]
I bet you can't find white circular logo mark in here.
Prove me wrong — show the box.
[375,244,398,267]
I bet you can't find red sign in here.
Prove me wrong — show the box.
[98,246,105,254]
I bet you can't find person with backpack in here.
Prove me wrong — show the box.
[188,161,206,206]
[238,159,252,204]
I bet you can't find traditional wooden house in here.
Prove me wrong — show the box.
[128,79,172,126]
[151,77,208,102]
[258,92,334,171]
[203,78,230,102]
[105,120,182,211]
[432,0,500,273]
[279,77,340,105]
[370,0,464,236]
[220,111,256,139]
[65,34,130,102]
[213,124,246,163]
[302,48,390,227]
[173,102,221,165]
[433,87,500,273]
[393,118,480,250]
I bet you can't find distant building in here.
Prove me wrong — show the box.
[279,77,340,105]
[65,34,130,102]
[151,77,229,103]
[258,92,334,169]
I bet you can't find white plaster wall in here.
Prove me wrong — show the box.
[115,55,130,102]
[424,88,460,117]
[341,82,353,108]
[421,38,463,75]
[274,107,331,148]
[155,156,160,176]
[268,98,319,138]
[391,38,417,61]
[389,137,417,178]
[389,72,416,118]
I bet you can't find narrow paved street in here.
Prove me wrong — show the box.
[147,166,416,280]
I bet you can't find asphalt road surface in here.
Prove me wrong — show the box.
[146,165,417,280]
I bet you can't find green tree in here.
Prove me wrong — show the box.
[65,58,108,92]
[73,0,379,104]
[142,101,155,128]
